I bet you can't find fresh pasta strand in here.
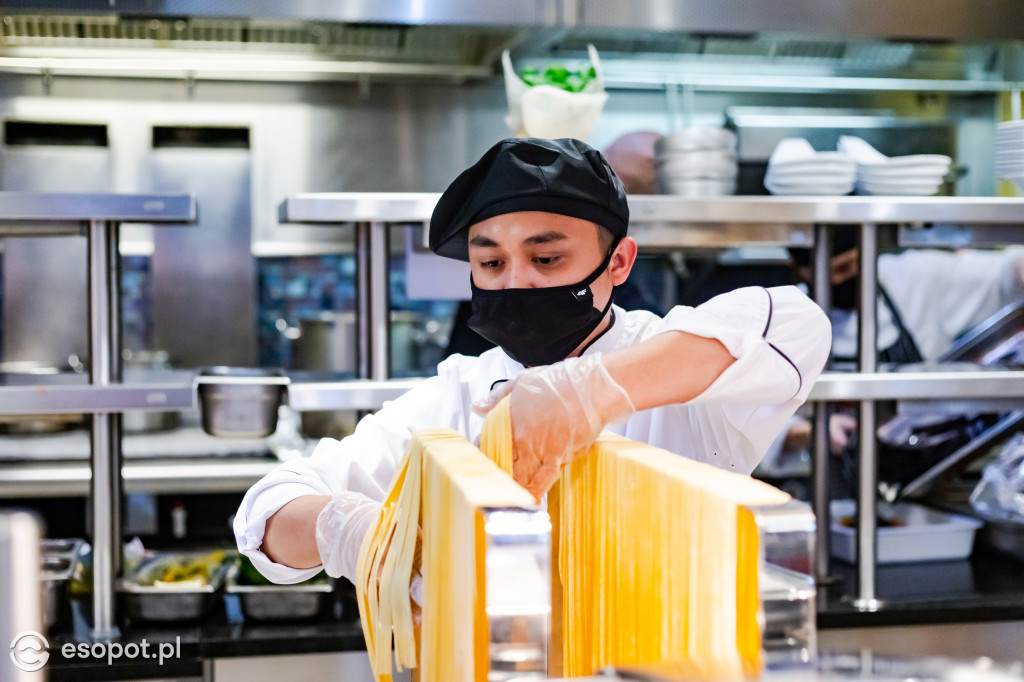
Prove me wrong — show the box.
[356,396,790,681]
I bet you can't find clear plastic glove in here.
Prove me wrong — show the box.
[315,492,423,613]
[474,352,635,500]
[315,492,382,582]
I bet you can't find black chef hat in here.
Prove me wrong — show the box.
[429,137,629,261]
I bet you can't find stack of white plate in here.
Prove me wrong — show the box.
[838,135,951,196]
[995,120,1024,192]
[764,138,855,195]
[654,127,737,197]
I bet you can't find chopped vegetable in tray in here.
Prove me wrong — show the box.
[134,550,229,587]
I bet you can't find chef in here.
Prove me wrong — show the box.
[776,228,1024,474]
[234,137,832,588]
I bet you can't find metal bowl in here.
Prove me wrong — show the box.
[196,367,288,438]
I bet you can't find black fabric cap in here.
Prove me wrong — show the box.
[429,137,629,261]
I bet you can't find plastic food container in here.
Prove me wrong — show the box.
[118,551,232,621]
[225,562,333,621]
[830,500,982,564]
[196,367,288,438]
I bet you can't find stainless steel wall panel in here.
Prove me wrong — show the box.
[149,147,256,368]
[0,143,110,366]
[0,0,558,26]
[580,0,1024,42]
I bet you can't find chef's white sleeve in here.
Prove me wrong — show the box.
[233,375,448,584]
[649,286,831,474]
[663,285,830,405]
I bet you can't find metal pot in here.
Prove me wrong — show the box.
[290,311,426,375]
[292,312,357,373]
[197,367,288,438]
[0,360,85,434]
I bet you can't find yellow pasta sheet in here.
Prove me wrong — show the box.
[356,426,535,682]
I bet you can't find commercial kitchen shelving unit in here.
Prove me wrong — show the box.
[0,192,197,639]
[7,193,1024,637]
[278,192,1024,612]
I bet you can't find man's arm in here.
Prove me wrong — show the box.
[602,330,735,411]
[262,495,330,569]
[475,286,831,497]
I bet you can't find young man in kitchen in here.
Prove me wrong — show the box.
[234,137,832,590]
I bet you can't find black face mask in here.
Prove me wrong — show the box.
[467,249,616,367]
[831,279,859,311]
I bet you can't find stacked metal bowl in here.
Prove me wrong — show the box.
[654,127,738,196]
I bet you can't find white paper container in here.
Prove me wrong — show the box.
[830,500,982,564]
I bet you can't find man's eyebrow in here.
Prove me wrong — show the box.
[468,234,499,248]
[522,231,568,246]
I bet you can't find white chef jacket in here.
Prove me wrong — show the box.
[235,285,831,583]
[831,248,1024,361]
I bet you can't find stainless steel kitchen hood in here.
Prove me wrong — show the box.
[0,0,1021,89]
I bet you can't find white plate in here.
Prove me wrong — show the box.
[856,181,942,196]
[765,178,854,195]
[768,154,855,173]
[857,173,945,187]
[766,171,854,187]
[855,153,951,168]
[857,164,949,180]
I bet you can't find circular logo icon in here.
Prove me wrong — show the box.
[10,631,50,672]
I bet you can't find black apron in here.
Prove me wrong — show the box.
[834,283,924,366]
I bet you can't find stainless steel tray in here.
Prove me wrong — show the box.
[940,298,1024,366]
[118,551,232,621]
[224,563,333,621]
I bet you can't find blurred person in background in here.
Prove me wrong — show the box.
[762,227,1024,493]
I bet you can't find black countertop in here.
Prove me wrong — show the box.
[44,549,1024,680]
[818,543,1024,628]
[45,582,367,681]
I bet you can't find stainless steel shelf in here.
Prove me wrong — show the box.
[0,458,278,498]
[279,192,438,224]
[0,190,198,638]
[0,382,195,414]
[0,192,197,222]
[809,370,1024,402]
[286,377,424,411]
[281,194,1024,226]
[279,194,1024,249]
[10,370,1024,416]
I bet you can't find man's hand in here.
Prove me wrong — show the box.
[829,413,858,453]
[315,492,382,581]
[474,353,635,500]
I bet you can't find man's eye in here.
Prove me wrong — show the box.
[534,256,558,265]
[480,260,501,269]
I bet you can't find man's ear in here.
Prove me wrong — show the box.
[610,236,638,286]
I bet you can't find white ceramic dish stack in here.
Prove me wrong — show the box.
[763,138,856,195]
[838,135,951,196]
[655,127,738,197]
[995,120,1024,192]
